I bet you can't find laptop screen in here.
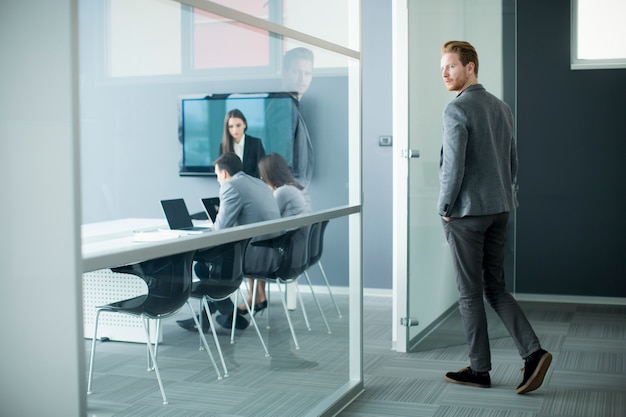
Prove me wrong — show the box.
[160,199,194,229]
[201,197,220,223]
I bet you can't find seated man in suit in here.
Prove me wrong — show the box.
[177,152,282,332]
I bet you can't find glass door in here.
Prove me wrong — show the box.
[393,0,507,352]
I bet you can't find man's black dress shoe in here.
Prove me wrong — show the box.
[444,367,491,388]
[176,314,210,333]
[216,312,249,330]
[516,349,552,394]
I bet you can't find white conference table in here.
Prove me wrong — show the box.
[81,207,359,342]
[80,217,292,343]
[82,218,198,343]
[82,218,199,272]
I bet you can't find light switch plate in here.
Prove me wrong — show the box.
[379,135,392,146]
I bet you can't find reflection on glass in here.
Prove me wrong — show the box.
[282,0,356,52]
[192,1,358,70]
[193,5,270,69]
[82,1,360,413]
[272,47,315,187]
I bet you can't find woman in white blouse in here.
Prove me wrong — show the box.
[219,108,265,178]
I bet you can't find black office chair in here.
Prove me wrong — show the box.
[304,220,342,318]
[297,221,333,335]
[245,225,311,350]
[185,239,270,378]
[87,251,222,405]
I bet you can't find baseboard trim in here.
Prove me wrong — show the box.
[276,284,625,306]
[277,284,393,298]
[514,292,626,306]
[363,287,393,297]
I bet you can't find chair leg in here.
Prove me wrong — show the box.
[184,300,224,379]
[248,279,271,330]
[264,281,272,330]
[147,318,161,371]
[140,315,168,405]
[230,299,237,345]
[265,279,271,330]
[200,298,228,378]
[304,271,332,334]
[236,289,270,357]
[275,281,300,350]
[250,279,258,315]
[197,298,204,350]
[295,279,311,331]
[86,308,102,395]
[318,262,342,318]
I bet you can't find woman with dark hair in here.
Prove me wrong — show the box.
[237,152,312,314]
[258,153,311,217]
[219,108,265,178]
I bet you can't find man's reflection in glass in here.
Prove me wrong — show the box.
[267,48,314,188]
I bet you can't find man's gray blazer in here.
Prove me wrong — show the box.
[214,171,282,274]
[438,84,519,218]
[214,171,281,230]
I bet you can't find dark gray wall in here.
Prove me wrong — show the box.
[516,0,626,296]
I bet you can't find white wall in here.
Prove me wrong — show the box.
[0,1,85,415]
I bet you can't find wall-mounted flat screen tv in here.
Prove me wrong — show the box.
[178,92,296,176]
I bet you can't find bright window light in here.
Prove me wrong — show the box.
[572,0,626,69]
[109,0,181,77]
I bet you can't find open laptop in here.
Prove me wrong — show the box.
[160,198,212,233]
[201,197,220,223]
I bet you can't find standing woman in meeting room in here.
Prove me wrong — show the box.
[237,152,312,314]
[219,108,265,178]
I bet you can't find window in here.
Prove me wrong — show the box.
[192,0,271,70]
[108,0,181,77]
[106,0,354,78]
[571,0,626,70]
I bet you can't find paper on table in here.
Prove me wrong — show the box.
[132,230,182,242]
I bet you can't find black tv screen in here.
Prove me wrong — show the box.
[178,92,296,176]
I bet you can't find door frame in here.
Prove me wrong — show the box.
[391,0,409,352]
[391,0,507,352]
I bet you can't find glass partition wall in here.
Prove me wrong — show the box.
[79,0,362,415]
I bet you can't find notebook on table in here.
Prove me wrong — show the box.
[201,197,220,223]
[160,198,212,233]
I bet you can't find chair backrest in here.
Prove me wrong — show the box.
[110,250,195,318]
[191,239,248,301]
[270,224,311,280]
[307,220,329,267]
[245,225,311,281]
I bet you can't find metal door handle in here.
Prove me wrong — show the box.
[400,317,420,327]
[401,149,420,158]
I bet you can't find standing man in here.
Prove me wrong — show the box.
[177,152,282,332]
[438,40,551,394]
[283,47,314,188]
[267,47,315,188]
